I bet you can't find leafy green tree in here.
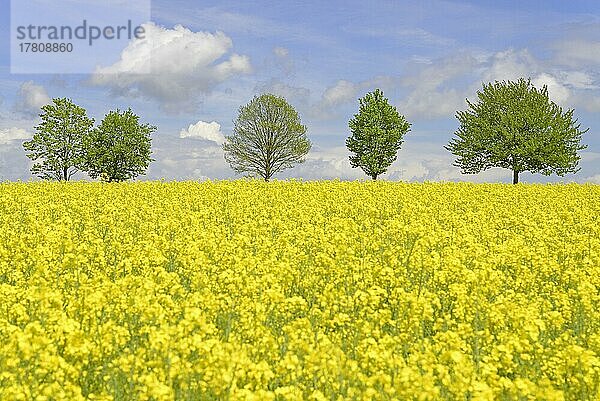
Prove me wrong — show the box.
[84,109,156,182]
[446,78,588,184]
[346,89,411,180]
[23,98,94,181]
[223,93,311,181]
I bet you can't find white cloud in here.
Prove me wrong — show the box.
[0,127,31,144]
[91,23,252,111]
[0,125,35,181]
[560,71,598,90]
[532,73,571,106]
[481,49,539,83]
[180,121,225,144]
[320,80,359,107]
[483,50,600,110]
[15,81,50,115]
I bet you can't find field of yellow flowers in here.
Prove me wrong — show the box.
[0,181,599,401]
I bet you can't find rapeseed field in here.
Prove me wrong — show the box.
[0,181,598,401]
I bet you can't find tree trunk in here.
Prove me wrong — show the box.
[513,170,519,184]
[371,175,377,181]
[63,167,69,181]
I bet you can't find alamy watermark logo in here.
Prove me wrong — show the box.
[11,0,151,74]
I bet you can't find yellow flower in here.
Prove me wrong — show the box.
[0,181,598,400]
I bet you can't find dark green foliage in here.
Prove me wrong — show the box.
[346,89,411,180]
[84,109,156,182]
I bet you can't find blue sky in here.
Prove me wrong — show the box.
[0,0,599,182]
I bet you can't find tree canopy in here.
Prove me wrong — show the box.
[223,94,311,181]
[84,109,156,182]
[446,78,588,184]
[346,89,411,180]
[23,98,94,181]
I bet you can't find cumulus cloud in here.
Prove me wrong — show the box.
[180,121,225,144]
[484,51,600,110]
[532,73,571,106]
[0,127,31,144]
[480,49,600,110]
[480,49,539,83]
[15,81,50,115]
[91,23,252,111]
